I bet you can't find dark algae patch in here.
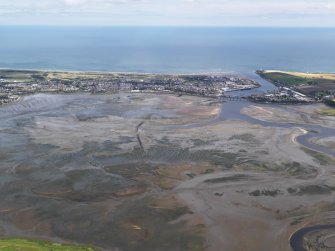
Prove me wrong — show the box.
[229,133,259,144]
[288,184,335,195]
[248,189,282,197]
[204,174,250,183]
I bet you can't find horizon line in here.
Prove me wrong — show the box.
[1,24,335,28]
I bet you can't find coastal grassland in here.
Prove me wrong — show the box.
[0,69,171,83]
[0,69,212,83]
[0,70,39,82]
[0,238,97,250]
[257,70,335,94]
[263,70,335,81]
[319,108,335,116]
[0,69,146,82]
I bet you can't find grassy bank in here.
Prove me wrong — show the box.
[319,108,335,116]
[0,238,97,251]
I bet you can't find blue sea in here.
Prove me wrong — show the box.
[0,26,335,74]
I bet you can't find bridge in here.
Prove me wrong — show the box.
[218,95,248,101]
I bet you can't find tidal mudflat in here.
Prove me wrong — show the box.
[0,93,334,250]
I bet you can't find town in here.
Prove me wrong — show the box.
[0,70,260,105]
[248,86,316,104]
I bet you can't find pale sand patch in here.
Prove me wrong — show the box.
[141,119,317,168]
[291,128,308,144]
[249,105,273,115]
[25,94,220,153]
[241,105,302,123]
[242,103,335,128]
[311,136,335,151]
[264,70,335,80]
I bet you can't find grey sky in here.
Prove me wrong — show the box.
[0,0,334,26]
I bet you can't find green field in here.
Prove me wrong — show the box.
[319,108,335,116]
[257,70,335,95]
[0,238,97,251]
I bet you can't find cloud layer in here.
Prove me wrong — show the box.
[0,0,334,26]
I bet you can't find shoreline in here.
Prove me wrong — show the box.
[0,67,239,77]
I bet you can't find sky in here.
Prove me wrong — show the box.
[0,0,335,26]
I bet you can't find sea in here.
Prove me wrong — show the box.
[0,26,335,75]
